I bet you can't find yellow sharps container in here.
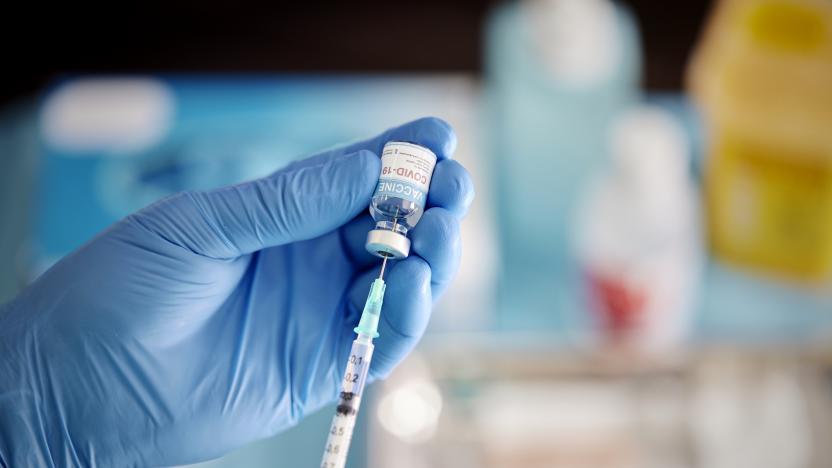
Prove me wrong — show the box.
[688,0,832,284]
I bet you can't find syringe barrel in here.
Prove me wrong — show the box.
[321,336,374,468]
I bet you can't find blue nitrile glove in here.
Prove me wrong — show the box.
[0,117,474,467]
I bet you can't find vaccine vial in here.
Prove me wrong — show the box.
[365,141,437,259]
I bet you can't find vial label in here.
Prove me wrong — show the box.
[375,141,437,207]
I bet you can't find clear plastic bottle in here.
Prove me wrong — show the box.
[365,141,437,259]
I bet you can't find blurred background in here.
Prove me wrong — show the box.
[2,0,832,467]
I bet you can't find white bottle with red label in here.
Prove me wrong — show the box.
[574,106,703,351]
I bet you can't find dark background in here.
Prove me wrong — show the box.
[1,0,712,106]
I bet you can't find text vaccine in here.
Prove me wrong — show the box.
[365,141,437,259]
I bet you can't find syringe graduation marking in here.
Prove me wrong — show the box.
[336,392,357,416]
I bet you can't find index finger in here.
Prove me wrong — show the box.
[291,117,458,172]
[341,116,457,162]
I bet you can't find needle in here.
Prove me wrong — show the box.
[378,207,399,281]
[378,254,389,280]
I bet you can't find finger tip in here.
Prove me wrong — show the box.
[388,256,431,290]
[409,208,461,284]
[395,117,457,160]
[352,149,381,175]
[423,116,458,158]
[429,160,475,217]
[344,149,381,200]
[415,208,460,247]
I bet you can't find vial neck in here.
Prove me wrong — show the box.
[375,220,408,236]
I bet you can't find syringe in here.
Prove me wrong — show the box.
[320,256,389,468]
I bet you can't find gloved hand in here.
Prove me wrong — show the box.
[0,117,474,467]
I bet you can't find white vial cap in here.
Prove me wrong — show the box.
[609,105,689,203]
[366,229,411,259]
[526,0,618,86]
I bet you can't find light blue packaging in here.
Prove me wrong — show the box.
[484,0,642,333]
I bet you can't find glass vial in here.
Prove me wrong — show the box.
[365,141,437,258]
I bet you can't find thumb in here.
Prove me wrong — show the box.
[132,150,380,258]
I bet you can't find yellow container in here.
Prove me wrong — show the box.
[688,0,832,284]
